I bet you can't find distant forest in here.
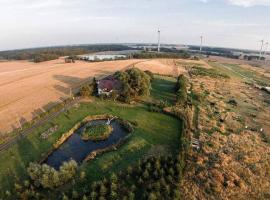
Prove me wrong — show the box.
[0,44,135,63]
[188,45,261,59]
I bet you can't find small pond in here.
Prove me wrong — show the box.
[44,119,129,169]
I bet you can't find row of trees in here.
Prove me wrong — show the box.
[0,45,133,62]
[175,75,188,105]
[132,52,190,59]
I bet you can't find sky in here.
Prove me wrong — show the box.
[0,0,269,51]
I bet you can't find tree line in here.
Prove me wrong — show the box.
[0,45,134,62]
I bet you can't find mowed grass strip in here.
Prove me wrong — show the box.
[150,75,177,104]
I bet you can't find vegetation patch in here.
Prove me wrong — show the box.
[175,75,188,105]
[27,160,77,189]
[191,66,230,79]
[114,68,151,103]
[81,124,113,141]
[132,51,190,59]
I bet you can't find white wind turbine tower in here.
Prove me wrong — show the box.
[263,42,269,55]
[157,28,161,53]
[259,39,264,59]
[200,35,203,54]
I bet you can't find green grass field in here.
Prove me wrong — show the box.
[0,76,182,197]
[149,75,177,104]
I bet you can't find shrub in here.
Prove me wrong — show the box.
[79,85,93,97]
[144,70,154,81]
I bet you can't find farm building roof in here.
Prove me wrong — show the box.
[98,75,122,91]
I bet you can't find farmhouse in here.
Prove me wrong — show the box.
[97,75,122,96]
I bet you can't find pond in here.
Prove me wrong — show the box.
[44,119,129,169]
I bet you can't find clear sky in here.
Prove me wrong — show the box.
[0,0,269,51]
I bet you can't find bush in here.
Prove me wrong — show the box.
[144,70,154,82]
[79,85,93,97]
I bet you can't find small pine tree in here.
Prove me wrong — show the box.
[82,195,88,200]
[99,184,107,197]
[143,170,150,180]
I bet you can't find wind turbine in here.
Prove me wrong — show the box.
[200,35,203,53]
[263,42,269,55]
[157,28,161,53]
[259,39,264,59]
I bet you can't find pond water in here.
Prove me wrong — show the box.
[44,119,129,169]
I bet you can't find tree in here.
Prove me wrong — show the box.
[99,184,107,196]
[115,68,151,103]
[92,77,98,95]
[80,85,92,97]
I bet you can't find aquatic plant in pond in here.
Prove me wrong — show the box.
[81,124,113,141]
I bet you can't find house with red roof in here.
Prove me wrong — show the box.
[97,75,122,96]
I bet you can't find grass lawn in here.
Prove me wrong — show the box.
[149,75,177,104]
[0,76,182,197]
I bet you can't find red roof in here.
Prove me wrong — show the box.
[98,76,122,91]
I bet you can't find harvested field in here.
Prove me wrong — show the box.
[134,58,210,77]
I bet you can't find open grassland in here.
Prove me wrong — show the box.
[0,75,182,197]
[181,58,270,199]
